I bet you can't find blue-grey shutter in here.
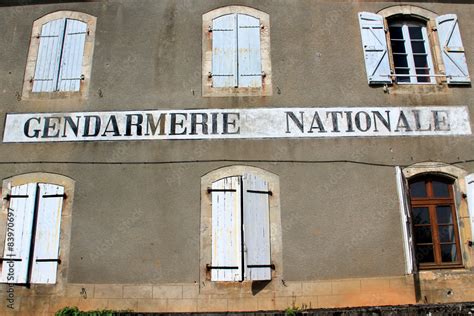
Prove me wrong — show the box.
[243,173,271,281]
[358,12,392,84]
[57,19,88,92]
[211,177,242,281]
[237,14,262,88]
[32,19,66,92]
[436,14,471,84]
[466,174,474,242]
[0,184,37,284]
[30,184,64,284]
[212,14,238,88]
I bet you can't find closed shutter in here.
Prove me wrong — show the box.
[211,177,242,281]
[466,174,474,242]
[396,167,417,274]
[57,19,87,92]
[243,173,271,281]
[32,19,66,92]
[358,12,392,84]
[436,14,470,84]
[237,14,262,88]
[0,184,37,284]
[212,14,238,88]
[30,184,64,284]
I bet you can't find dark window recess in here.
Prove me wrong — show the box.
[409,176,463,269]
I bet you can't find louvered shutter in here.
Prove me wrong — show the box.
[212,14,238,88]
[211,177,242,281]
[358,12,392,84]
[0,184,37,284]
[57,19,87,92]
[242,173,271,281]
[237,14,262,88]
[436,14,470,84]
[395,167,417,274]
[30,184,64,284]
[32,19,66,92]
[466,174,474,242]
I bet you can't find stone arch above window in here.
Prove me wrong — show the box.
[377,5,438,20]
[22,11,97,100]
[200,165,282,293]
[202,6,272,97]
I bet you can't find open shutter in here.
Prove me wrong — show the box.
[0,184,37,284]
[243,173,271,281]
[466,174,474,242]
[57,19,87,92]
[30,184,64,284]
[396,167,417,274]
[211,177,242,281]
[32,19,66,92]
[237,14,262,88]
[212,14,238,88]
[358,12,392,84]
[436,14,470,84]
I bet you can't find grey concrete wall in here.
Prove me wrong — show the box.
[0,0,473,284]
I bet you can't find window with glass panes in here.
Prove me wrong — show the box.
[389,20,435,84]
[409,176,462,269]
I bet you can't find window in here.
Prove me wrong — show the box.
[388,20,435,84]
[200,166,282,290]
[358,8,470,85]
[409,176,462,268]
[202,6,272,97]
[22,11,96,98]
[0,183,65,285]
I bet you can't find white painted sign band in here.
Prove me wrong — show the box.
[3,106,471,143]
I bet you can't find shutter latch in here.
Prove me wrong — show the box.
[208,72,212,78]
[208,26,213,32]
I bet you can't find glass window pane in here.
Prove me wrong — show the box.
[410,181,427,197]
[414,55,428,68]
[416,68,430,83]
[415,245,434,263]
[438,226,455,243]
[393,54,408,67]
[409,26,423,40]
[413,207,430,224]
[441,244,458,263]
[414,226,432,243]
[389,26,404,39]
[391,40,407,53]
[411,41,426,54]
[433,181,450,197]
[436,206,453,224]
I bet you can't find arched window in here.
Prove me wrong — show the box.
[388,19,435,84]
[23,11,96,98]
[202,6,272,97]
[409,175,462,268]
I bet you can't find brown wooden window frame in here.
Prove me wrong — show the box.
[409,175,463,269]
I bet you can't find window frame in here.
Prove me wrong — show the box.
[200,165,282,292]
[22,11,96,100]
[0,173,74,292]
[409,175,463,269]
[388,19,436,85]
[202,6,272,97]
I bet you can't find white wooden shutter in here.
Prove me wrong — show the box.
[242,173,271,281]
[358,12,392,84]
[436,14,470,84]
[0,184,37,284]
[466,174,474,242]
[396,167,416,274]
[30,184,64,284]
[57,19,87,92]
[32,19,66,92]
[237,14,262,88]
[212,14,238,88]
[211,177,242,281]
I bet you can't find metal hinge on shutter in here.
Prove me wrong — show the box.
[36,258,61,264]
[42,193,67,199]
[246,189,273,196]
[206,264,239,270]
[207,188,237,193]
[4,194,29,201]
